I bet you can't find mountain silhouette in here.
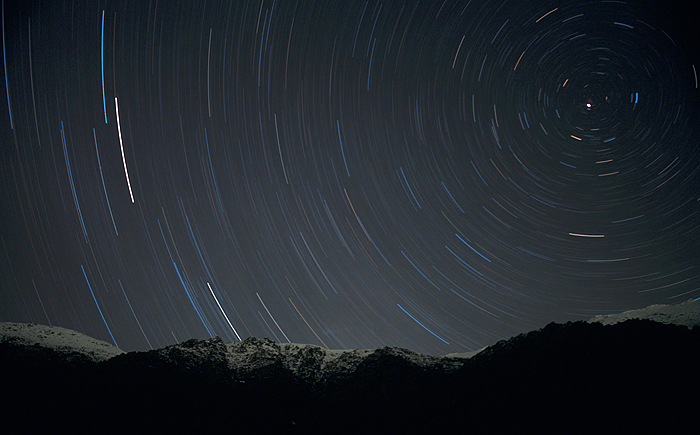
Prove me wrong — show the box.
[2,300,699,434]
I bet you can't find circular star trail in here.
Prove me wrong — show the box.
[1,0,699,355]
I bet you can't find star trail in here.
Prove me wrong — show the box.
[1,0,699,355]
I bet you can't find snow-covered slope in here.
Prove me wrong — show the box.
[0,322,124,362]
[224,338,466,383]
[588,298,700,328]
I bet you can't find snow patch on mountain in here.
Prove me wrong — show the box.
[223,337,468,383]
[224,337,379,381]
[0,321,125,362]
[588,298,700,328]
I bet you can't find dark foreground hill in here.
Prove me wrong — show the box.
[2,310,699,434]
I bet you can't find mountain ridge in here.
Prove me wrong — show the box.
[2,300,699,433]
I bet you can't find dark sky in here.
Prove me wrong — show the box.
[1,0,699,355]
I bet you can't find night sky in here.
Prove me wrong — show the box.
[1,0,699,355]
